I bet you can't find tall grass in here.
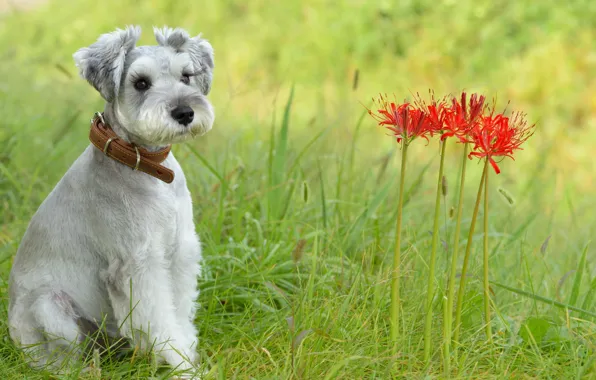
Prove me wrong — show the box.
[0,0,595,378]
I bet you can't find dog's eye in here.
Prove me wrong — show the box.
[134,79,150,91]
[181,74,191,85]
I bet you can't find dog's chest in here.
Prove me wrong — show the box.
[132,183,189,250]
[90,181,191,260]
[79,148,194,258]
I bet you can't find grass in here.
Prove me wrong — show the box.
[1,0,596,378]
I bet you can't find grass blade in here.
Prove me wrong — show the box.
[569,243,590,307]
[185,144,225,183]
[580,276,596,313]
[505,213,536,247]
[403,155,434,207]
[287,128,328,176]
[318,161,328,231]
[343,175,395,250]
[277,128,328,221]
[491,281,596,319]
[269,85,295,219]
[323,356,367,380]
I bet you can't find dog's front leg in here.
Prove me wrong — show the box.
[103,256,197,371]
[170,232,202,351]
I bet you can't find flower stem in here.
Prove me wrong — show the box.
[424,138,447,364]
[443,142,469,370]
[391,141,408,354]
[483,159,492,342]
[453,158,488,344]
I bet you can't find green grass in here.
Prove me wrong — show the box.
[1,0,596,378]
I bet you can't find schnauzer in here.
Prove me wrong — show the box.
[7,25,214,377]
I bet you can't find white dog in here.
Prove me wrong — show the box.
[7,25,214,377]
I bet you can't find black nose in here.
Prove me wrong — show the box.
[171,106,194,126]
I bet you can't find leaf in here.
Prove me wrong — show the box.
[543,325,573,345]
[519,316,552,345]
[569,243,589,306]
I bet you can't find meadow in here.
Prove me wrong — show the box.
[0,0,595,378]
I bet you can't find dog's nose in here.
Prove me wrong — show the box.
[171,106,194,126]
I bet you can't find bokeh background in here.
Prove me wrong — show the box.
[1,0,595,378]
[1,0,596,186]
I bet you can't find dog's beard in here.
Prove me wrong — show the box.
[116,101,214,147]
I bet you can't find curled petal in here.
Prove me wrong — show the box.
[489,157,501,174]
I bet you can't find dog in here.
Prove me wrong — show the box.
[7,25,214,377]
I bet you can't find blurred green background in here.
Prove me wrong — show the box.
[1,0,595,378]
[1,0,595,191]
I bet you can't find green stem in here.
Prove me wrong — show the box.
[442,291,450,377]
[443,143,469,370]
[423,138,448,364]
[391,141,408,353]
[453,158,488,344]
[483,159,492,342]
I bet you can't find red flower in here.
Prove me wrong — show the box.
[442,92,487,142]
[413,92,449,137]
[368,94,433,144]
[412,91,487,142]
[467,110,535,174]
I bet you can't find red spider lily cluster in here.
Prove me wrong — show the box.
[466,110,535,174]
[368,92,535,174]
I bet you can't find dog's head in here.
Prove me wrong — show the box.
[73,25,214,146]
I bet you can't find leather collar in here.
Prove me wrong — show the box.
[88,112,174,183]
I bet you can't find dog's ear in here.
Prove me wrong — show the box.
[153,26,214,95]
[73,25,141,102]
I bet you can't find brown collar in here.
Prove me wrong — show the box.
[88,112,174,183]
